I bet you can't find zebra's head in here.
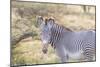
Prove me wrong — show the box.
[41,18,55,54]
[37,16,55,54]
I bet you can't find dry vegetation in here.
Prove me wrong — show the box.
[11,1,95,66]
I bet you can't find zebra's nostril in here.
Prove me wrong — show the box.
[42,48,48,54]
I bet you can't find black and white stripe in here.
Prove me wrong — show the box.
[37,16,96,62]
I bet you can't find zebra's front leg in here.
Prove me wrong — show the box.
[60,54,69,63]
[55,45,69,63]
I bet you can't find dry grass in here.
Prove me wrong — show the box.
[12,37,59,65]
[57,14,95,31]
[11,1,95,65]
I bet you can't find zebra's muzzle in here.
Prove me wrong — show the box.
[42,48,48,54]
[42,43,48,54]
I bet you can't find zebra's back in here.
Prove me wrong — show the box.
[60,30,95,52]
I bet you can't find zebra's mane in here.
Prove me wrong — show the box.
[53,22,73,32]
[47,18,72,32]
[61,25,72,32]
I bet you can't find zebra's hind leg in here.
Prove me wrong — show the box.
[83,48,95,62]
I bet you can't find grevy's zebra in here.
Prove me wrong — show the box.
[37,16,96,62]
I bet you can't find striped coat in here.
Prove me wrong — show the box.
[37,16,96,62]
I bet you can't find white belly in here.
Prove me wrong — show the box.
[67,50,83,59]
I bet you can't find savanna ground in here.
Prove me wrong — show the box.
[11,1,96,66]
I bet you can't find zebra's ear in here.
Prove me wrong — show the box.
[47,18,55,28]
[36,16,44,27]
[37,16,43,21]
[48,18,55,23]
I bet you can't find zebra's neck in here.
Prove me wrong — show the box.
[49,23,72,48]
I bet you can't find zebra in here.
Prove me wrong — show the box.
[36,16,96,62]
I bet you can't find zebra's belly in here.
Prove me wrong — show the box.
[67,50,84,59]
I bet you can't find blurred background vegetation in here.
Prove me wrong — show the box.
[11,1,95,66]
